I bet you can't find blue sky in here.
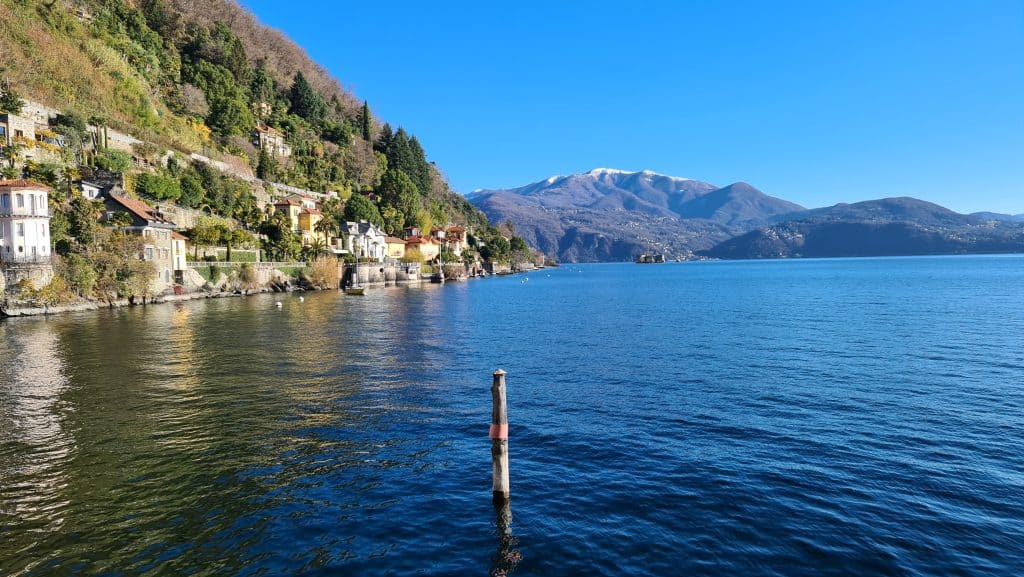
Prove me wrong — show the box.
[241,1,1024,213]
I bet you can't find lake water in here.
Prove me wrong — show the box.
[2,256,1023,576]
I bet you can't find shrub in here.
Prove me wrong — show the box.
[136,172,181,201]
[236,262,259,292]
[306,256,339,289]
[94,150,133,172]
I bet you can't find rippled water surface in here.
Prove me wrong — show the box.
[2,256,1023,576]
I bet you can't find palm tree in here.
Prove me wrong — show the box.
[301,238,328,262]
[314,216,339,249]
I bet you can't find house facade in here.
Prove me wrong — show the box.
[103,193,177,294]
[385,237,406,260]
[343,220,387,261]
[0,180,54,293]
[253,125,292,158]
[171,231,188,284]
[273,195,322,246]
[0,113,36,146]
[297,208,322,245]
[80,181,103,200]
[0,180,52,263]
[445,226,467,257]
[405,236,440,262]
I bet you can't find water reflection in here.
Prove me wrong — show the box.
[491,500,522,577]
[0,319,73,536]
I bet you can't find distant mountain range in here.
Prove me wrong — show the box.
[467,169,1024,262]
[971,212,1024,223]
[467,169,802,261]
[705,198,1024,259]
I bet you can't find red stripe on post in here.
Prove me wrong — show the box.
[489,424,509,440]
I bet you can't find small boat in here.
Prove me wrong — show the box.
[345,286,366,295]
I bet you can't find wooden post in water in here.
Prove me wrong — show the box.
[490,369,510,504]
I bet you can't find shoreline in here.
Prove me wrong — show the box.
[1,266,539,319]
[0,288,266,319]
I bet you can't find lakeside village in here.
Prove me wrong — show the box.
[0,99,545,317]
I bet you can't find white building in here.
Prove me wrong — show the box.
[171,231,188,284]
[80,181,104,200]
[342,220,387,262]
[0,180,51,263]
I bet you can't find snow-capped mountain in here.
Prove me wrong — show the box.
[467,169,804,262]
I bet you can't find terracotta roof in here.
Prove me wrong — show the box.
[405,235,437,245]
[256,124,284,137]
[300,208,322,215]
[447,225,466,233]
[0,179,48,189]
[274,198,301,206]
[171,231,188,240]
[385,236,406,244]
[108,192,176,226]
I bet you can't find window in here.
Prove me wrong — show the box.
[145,247,154,260]
[16,222,24,237]
[1,194,8,209]
[15,194,23,208]
[0,126,6,137]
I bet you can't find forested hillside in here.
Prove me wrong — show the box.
[0,0,525,262]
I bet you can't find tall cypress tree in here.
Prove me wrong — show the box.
[360,101,372,141]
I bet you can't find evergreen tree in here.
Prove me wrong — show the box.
[408,135,432,196]
[0,81,24,114]
[207,94,253,136]
[256,149,277,180]
[250,61,276,118]
[375,123,393,153]
[343,193,384,227]
[360,101,372,141]
[378,169,421,225]
[179,174,204,208]
[288,71,327,126]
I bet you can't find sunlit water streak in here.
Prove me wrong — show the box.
[1,255,1023,576]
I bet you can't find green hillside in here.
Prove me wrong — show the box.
[0,0,526,262]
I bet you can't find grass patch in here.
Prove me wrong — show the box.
[276,266,306,278]
[216,249,259,262]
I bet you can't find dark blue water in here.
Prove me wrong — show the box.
[2,256,1023,575]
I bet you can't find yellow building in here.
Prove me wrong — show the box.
[405,236,440,262]
[297,208,322,245]
[273,197,302,232]
[385,236,406,260]
[273,195,322,246]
